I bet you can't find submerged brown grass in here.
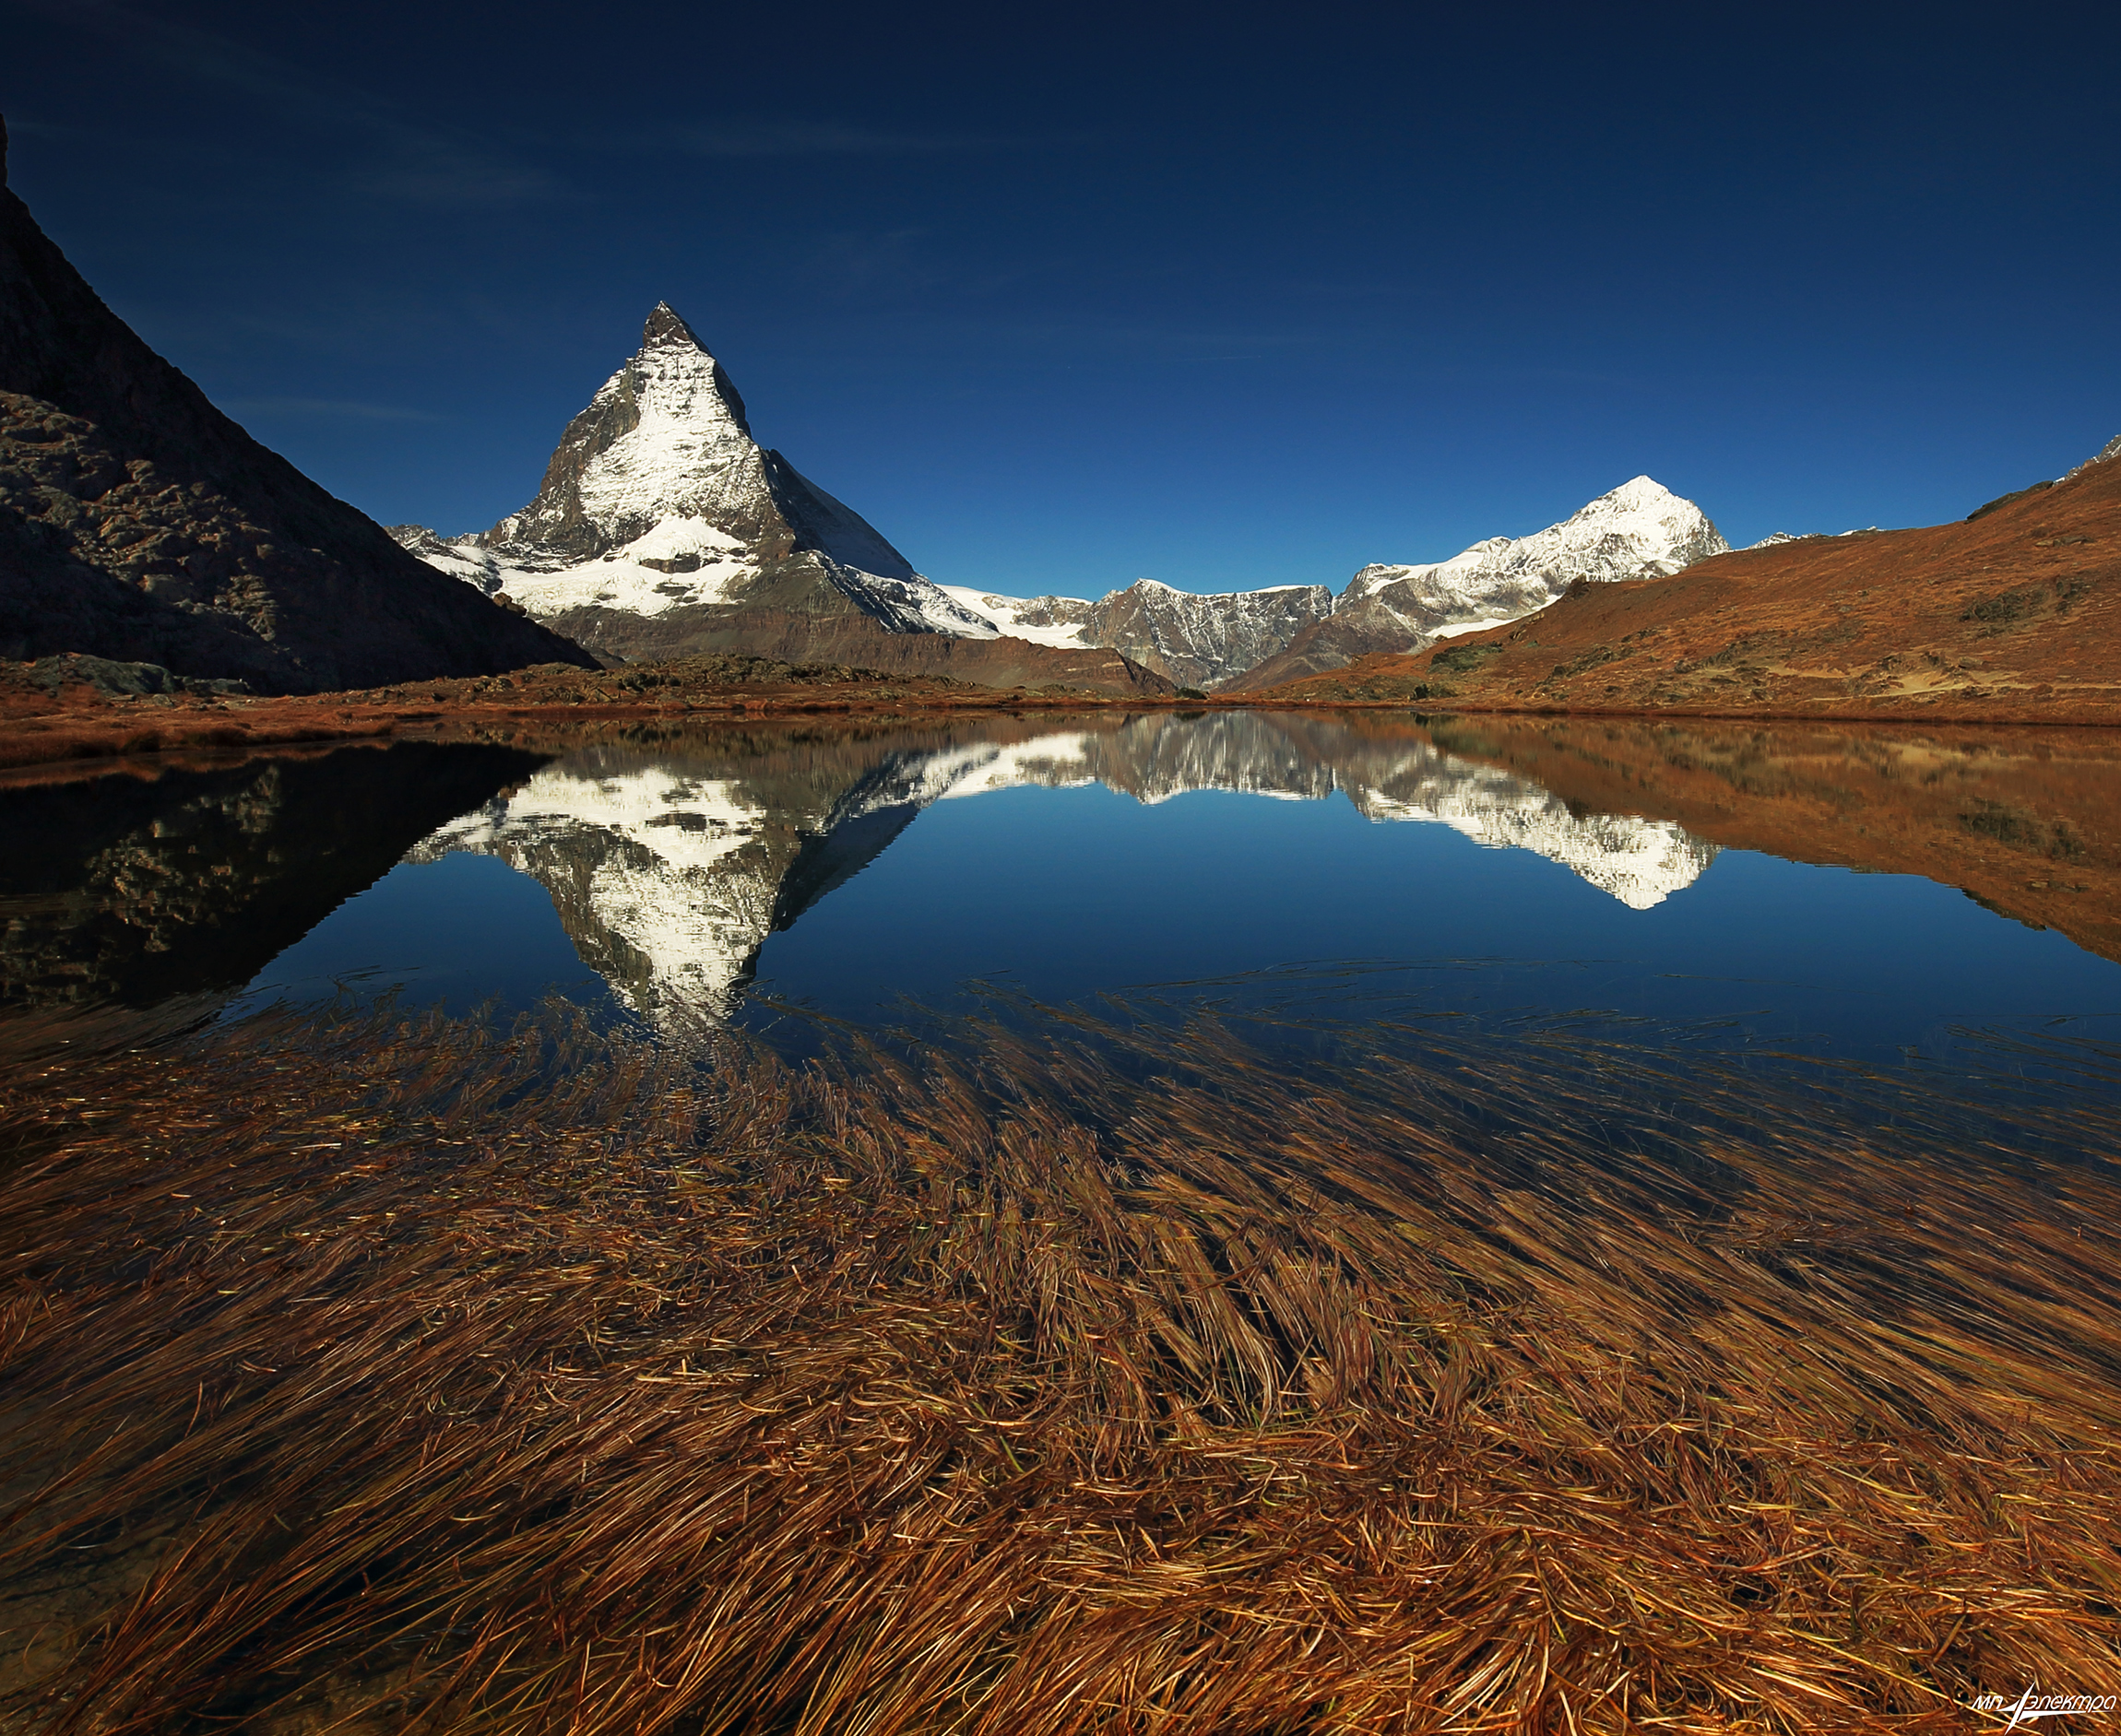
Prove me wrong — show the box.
[1,998,2118,1733]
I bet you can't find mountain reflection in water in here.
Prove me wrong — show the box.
[409,714,1719,1031]
[0,741,542,1014]
[5,711,2120,1049]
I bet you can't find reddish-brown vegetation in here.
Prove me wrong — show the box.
[2,998,2117,1732]
[0,655,1179,779]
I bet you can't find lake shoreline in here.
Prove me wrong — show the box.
[7,652,2121,782]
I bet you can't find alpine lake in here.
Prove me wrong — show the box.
[10,708,2121,1056]
[5,709,2120,1731]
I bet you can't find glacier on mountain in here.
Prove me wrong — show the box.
[1340,476,1726,622]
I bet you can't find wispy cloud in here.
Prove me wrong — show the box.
[12,0,566,207]
[222,397,444,423]
[661,121,1029,159]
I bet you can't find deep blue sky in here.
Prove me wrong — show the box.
[6,1,2118,596]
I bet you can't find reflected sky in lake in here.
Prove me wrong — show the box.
[5,712,2119,1062]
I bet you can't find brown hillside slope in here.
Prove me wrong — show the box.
[544,602,1173,696]
[0,117,594,693]
[1250,445,2121,723]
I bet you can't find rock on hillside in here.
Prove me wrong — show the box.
[0,117,594,694]
[393,306,1169,697]
[1226,478,1727,691]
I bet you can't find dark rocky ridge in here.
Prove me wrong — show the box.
[0,115,596,693]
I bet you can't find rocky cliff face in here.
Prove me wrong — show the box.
[0,117,595,694]
[1075,581,1333,690]
[935,581,1334,691]
[1226,477,1728,691]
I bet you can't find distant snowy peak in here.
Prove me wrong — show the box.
[1345,477,1728,623]
[1747,526,1881,550]
[390,302,995,650]
[2066,433,2121,478]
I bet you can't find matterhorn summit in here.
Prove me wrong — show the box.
[393,304,996,662]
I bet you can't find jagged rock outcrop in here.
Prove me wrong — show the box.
[1226,477,1727,691]
[0,116,595,694]
[939,579,1333,691]
[392,306,1170,696]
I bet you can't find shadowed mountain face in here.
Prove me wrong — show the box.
[0,741,547,1010]
[0,117,595,694]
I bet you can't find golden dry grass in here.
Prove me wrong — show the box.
[1,998,2117,1733]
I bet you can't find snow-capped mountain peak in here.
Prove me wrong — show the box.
[390,302,997,651]
[1345,476,1723,608]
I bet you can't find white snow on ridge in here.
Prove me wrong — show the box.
[1345,477,1727,624]
[1426,615,1518,642]
[567,337,754,537]
[1747,526,1881,549]
[392,305,986,639]
[400,526,758,619]
[936,585,1089,648]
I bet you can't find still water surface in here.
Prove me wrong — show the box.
[7,710,2118,1069]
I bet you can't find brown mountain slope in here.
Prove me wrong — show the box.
[1247,444,2121,723]
[521,599,1173,696]
[0,117,594,694]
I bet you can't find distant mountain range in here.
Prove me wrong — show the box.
[0,115,592,694]
[949,477,1729,691]
[395,303,1729,691]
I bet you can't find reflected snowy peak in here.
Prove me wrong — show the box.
[405,714,1717,1032]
